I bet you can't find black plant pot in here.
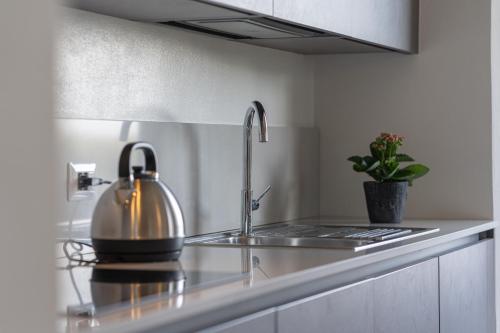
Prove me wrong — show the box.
[363,181,408,224]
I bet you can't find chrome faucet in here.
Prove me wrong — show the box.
[241,101,270,237]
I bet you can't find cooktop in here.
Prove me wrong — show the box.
[58,256,248,318]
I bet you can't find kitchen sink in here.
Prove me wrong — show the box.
[186,223,440,252]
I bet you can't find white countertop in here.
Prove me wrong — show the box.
[57,218,497,333]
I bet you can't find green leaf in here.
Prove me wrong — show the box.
[391,164,429,184]
[347,156,364,164]
[365,160,380,172]
[353,164,366,172]
[385,164,400,179]
[404,164,429,179]
[392,169,414,181]
[349,155,368,172]
[396,154,415,162]
[367,170,382,182]
[386,142,398,158]
[362,156,380,172]
[363,155,377,164]
[370,143,382,160]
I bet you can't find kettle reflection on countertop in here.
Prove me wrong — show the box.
[90,261,186,312]
[66,260,186,320]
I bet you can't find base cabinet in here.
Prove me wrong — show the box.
[276,259,438,333]
[197,239,494,333]
[439,239,495,333]
[200,309,275,333]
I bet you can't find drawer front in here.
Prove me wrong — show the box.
[373,258,439,333]
[276,280,374,333]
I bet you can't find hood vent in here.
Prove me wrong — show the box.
[162,17,328,40]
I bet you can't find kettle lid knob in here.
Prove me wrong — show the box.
[132,166,144,174]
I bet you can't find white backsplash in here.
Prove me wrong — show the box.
[55,119,319,237]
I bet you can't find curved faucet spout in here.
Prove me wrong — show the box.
[241,101,269,236]
[247,101,268,142]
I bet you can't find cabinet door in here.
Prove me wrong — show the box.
[202,0,273,15]
[69,0,258,22]
[439,240,495,333]
[273,0,350,36]
[273,0,418,52]
[200,308,275,333]
[373,258,439,333]
[276,280,374,333]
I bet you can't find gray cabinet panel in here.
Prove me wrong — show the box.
[274,0,350,36]
[276,258,440,333]
[200,309,275,333]
[67,0,255,22]
[202,0,273,15]
[373,258,439,333]
[276,280,374,333]
[273,0,418,52]
[439,240,495,333]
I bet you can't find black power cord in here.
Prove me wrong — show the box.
[78,173,112,191]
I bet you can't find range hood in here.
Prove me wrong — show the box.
[64,0,418,54]
[166,16,328,40]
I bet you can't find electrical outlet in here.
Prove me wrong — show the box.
[67,162,97,202]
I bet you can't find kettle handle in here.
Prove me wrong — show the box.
[118,142,157,179]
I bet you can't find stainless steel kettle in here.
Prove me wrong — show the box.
[91,142,185,262]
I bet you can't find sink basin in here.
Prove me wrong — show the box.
[196,235,370,248]
[186,223,440,252]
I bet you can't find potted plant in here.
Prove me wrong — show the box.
[348,133,429,223]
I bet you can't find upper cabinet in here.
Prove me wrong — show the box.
[64,0,254,21]
[203,0,273,16]
[65,0,419,54]
[273,0,418,53]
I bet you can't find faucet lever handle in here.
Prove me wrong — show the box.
[252,185,271,211]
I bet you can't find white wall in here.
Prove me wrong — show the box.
[0,0,55,332]
[491,0,500,327]
[493,0,500,219]
[313,0,493,219]
[54,120,319,235]
[55,8,314,127]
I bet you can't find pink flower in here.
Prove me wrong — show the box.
[379,133,404,143]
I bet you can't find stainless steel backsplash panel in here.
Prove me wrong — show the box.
[55,119,319,237]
